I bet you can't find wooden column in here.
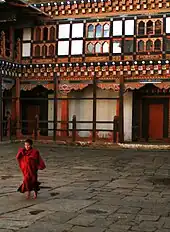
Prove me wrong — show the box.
[92,75,97,142]
[61,92,68,137]
[9,27,14,59]
[11,87,16,121]
[53,73,58,141]
[16,77,21,138]
[119,76,124,143]
[0,71,2,141]
[116,99,119,116]
[116,99,119,143]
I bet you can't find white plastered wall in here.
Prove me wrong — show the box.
[96,88,118,138]
[68,86,93,137]
[68,86,119,138]
[48,88,133,141]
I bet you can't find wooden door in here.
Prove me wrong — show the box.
[26,105,40,134]
[149,104,163,139]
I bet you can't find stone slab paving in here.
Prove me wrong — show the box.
[1,144,170,231]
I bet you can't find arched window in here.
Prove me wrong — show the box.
[87,24,94,38]
[155,20,162,34]
[95,24,102,38]
[146,40,153,51]
[87,42,94,53]
[49,44,55,56]
[35,45,40,56]
[154,39,161,51]
[35,27,41,41]
[147,20,153,35]
[102,42,109,53]
[103,24,110,37]
[43,27,48,41]
[138,21,145,35]
[95,42,101,53]
[42,45,47,56]
[138,40,144,52]
[49,27,55,41]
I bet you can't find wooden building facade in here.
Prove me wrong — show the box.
[2,0,170,142]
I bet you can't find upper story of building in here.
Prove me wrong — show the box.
[2,0,170,66]
[18,0,170,66]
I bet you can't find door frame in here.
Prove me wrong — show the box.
[142,98,169,139]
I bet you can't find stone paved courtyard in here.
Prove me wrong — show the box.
[0,143,170,232]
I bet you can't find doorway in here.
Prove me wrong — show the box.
[142,98,169,140]
[148,104,163,139]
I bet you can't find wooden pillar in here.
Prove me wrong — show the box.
[116,99,119,116]
[92,75,97,142]
[1,31,5,58]
[9,27,14,60]
[116,99,119,143]
[119,76,124,143]
[16,77,21,138]
[0,71,2,141]
[11,87,16,121]
[61,92,68,137]
[53,73,58,141]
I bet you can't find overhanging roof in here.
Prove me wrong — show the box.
[0,0,49,19]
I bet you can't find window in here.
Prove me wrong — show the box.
[58,24,70,39]
[103,42,109,53]
[71,40,83,55]
[166,18,170,33]
[72,23,84,38]
[35,45,40,56]
[166,38,170,51]
[58,41,69,55]
[42,45,47,56]
[87,24,94,38]
[138,40,144,52]
[22,28,31,57]
[87,23,110,38]
[49,44,55,56]
[43,27,48,41]
[103,24,109,37]
[23,28,31,41]
[49,27,55,41]
[95,42,101,53]
[146,20,153,35]
[113,21,122,36]
[22,43,31,57]
[125,20,134,35]
[113,40,121,53]
[154,39,161,51]
[155,20,161,34]
[95,24,102,38]
[58,23,83,56]
[146,40,153,51]
[138,21,145,35]
[124,39,133,53]
[87,43,94,53]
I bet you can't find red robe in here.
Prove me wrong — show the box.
[16,147,46,193]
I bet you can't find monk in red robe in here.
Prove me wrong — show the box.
[16,139,46,199]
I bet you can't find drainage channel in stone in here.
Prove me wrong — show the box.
[86,180,99,183]
[40,186,52,189]
[29,210,45,215]
[1,175,13,180]
[86,209,108,214]
[148,177,170,185]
